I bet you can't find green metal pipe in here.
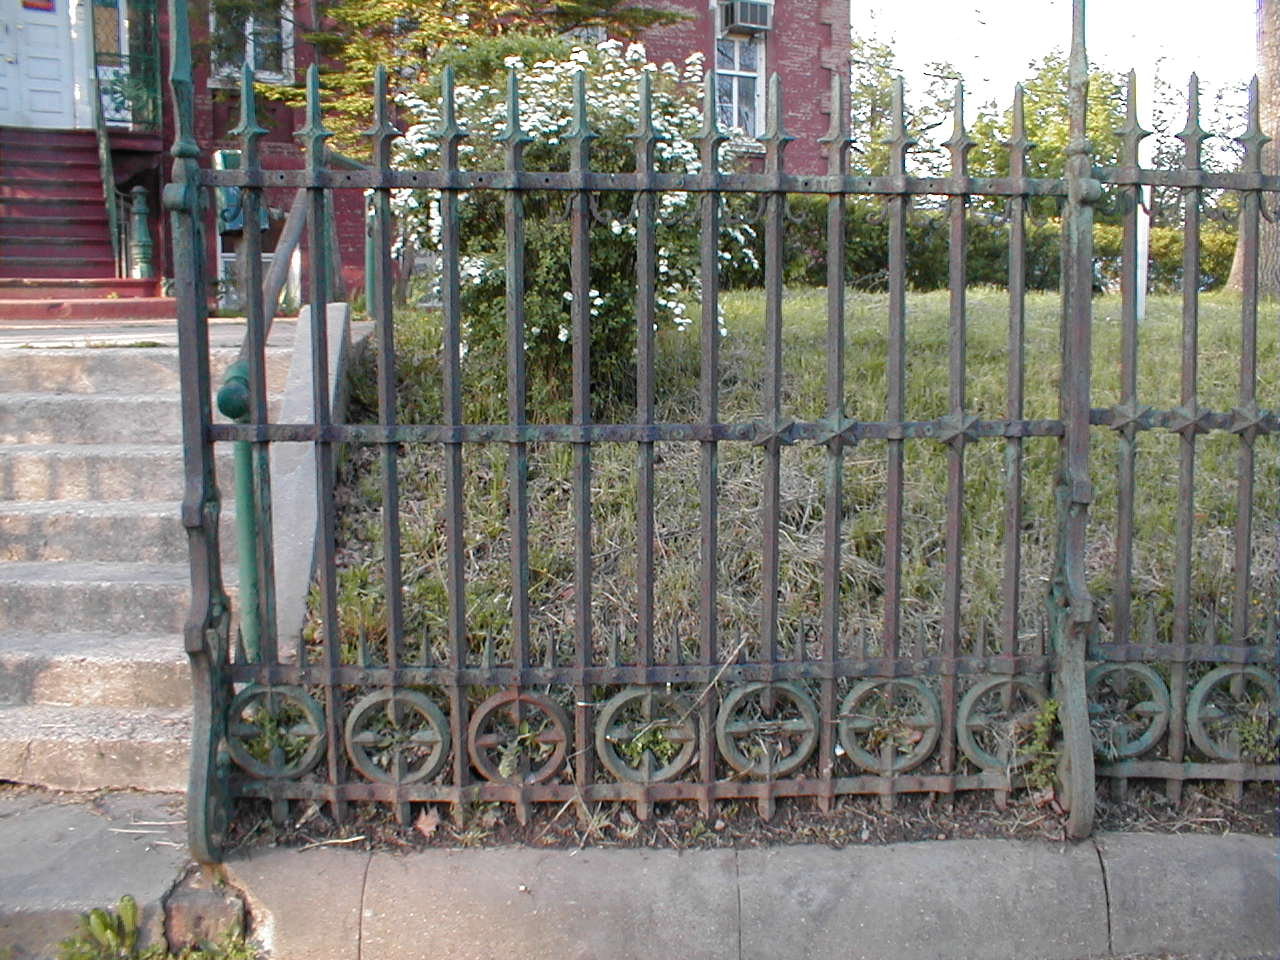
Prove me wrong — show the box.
[216,359,261,662]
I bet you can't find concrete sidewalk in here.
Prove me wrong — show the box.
[1,790,1276,960]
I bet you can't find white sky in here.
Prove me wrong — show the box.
[856,0,1259,127]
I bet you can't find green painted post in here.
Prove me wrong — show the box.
[128,186,156,279]
[215,361,261,663]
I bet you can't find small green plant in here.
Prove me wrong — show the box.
[1024,698,1061,792]
[619,722,680,766]
[1236,697,1279,763]
[57,895,258,960]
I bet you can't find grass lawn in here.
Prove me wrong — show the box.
[323,287,1278,667]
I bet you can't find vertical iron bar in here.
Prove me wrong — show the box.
[940,84,974,780]
[760,74,789,672]
[818,72,850,812]
[567,72,596,800]
[365,67,405,671]
[298,65,345,824]
[499,70,532,676]
[1001,84,1031,661]
[884,79,914,661]
[1114,71,1149,653]
[696,75,725,818]
[1168,75,1209,803]
[635,74,658,673]
[435,68,470,812]
[1231,77,1268,646]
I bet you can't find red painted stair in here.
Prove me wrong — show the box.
[0,127,116,281]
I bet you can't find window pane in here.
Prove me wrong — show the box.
[716,74,734,128]
[738,76,756,133]
[253,16,284,74]
[716,39,735,71]
[739,40,757,72]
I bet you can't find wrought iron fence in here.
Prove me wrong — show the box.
[167,0,1279,863]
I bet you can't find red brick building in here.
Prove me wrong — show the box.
[641,0,851,174]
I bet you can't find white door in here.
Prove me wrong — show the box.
[0,0,76,128]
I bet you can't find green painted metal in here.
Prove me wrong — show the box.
[127,186,155,279]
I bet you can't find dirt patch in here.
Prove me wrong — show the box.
[225,779,1276,856]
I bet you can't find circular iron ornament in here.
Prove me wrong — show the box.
[956,677,1048,772]
[467,689,571,785]
[838,678,942,774]
[595,687,698,784]
[344,689,451,785]
[715,682,820,778]
[1085,663,1171,760]
[1187,666,1280,762]
[226,684,326,779]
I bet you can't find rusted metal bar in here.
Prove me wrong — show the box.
[817,71,850,814]
[635,74,658,674]
[298,66,346,825]
[567,71,596,801]
[500,70,533,676]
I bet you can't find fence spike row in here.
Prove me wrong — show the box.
[819,71,851,176]
[297,64,332,173]
[1237,77,1271,175]
[231,64,268,148]
[885,78,916,177]
[363,66,402,170]
[1115,70,1150,168]
[944,81,975,176]
[1176,74,1210,171]
[1005,84,1034,178]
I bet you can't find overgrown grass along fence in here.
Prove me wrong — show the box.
[321,286,1277,671]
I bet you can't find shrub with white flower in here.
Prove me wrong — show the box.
[391,37,756,419]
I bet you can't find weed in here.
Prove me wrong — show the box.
[57,896,258,960]
[1235,697,1279,764]
[1025,699,1061,793]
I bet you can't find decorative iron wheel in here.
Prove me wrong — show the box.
[467,689,571,785]
[344,689,451,785]
[838,678,942,774]
[715,682,819,778]
[1085,663,1171,760]
[956,677,1048,772]
[225,684,326,779]
[595,686,698,784]
[1186,666,1279,762]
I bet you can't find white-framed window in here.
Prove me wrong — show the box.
[714,35,763,137]
[211,4,293,86]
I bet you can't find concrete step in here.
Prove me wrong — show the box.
[0,500,238,564]
[0,393,184,444]
[0,632,188,709]
[0,561,221,635]
[0,443,234,501]
[0,703,188,792]
[0,345,291,393]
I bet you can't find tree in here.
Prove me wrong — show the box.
[1228,0,1279,295]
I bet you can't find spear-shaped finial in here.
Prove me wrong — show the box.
[496,68,532,170]
[1005,83,1034,178]
[1237,76,1271,175]
[697,69,727,176]
[432,64,467,172]
[566,69,595,173]
[1176,73,1210,171]
[944,81,975,176]
[632,71,665,175]
[1114,70,1151,168]
[362,65,402,171]
[168,0,197,161]
[762,73,792,173]
[885,77,916,177]
[232,63,268,162]
[297,64,332,175]
[819,70,851,177]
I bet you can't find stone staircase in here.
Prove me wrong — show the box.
[0,339,289,792]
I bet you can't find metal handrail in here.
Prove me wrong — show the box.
[89,60,122,276]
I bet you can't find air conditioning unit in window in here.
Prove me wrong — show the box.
[721,0,772,35]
